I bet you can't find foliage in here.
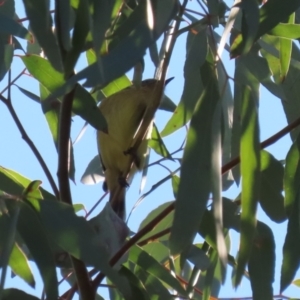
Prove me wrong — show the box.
[1,0,300,299]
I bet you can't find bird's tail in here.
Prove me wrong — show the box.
[109,187,126,220]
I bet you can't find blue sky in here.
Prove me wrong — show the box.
[1,1,299,299]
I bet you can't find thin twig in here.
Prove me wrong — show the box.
[0,68,26,95]
[0,94,60,199]
[91,113,300,290]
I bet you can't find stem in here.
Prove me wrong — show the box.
[0,94,60,199]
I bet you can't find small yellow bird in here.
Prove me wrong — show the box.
[97,79,159,219]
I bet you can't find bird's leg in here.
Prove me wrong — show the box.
[123,147,141,168]
[118,176,129,188]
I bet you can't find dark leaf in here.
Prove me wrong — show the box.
[1,289,40,300]
[22,0,63,71]
[170,55,220,255]
[161,26,207,136]
[248,222,275,300]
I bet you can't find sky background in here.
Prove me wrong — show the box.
[1,0,299,299]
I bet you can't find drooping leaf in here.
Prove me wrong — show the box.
[47,0,179,100]
[0,205,20,291]
[170,55,220,255]
[15,85,40,103]
[138,201,174,242]
[260,36,300,140]
[8,242,35,287]
[21,55,107,131]
[0,14,30,39]
[0,166,56,201]
[279,13,294,81]
[235,76,260,287]
[284,136,300,215]
[231,0,259,56]
[0,43,13,81]
[81,154,104,185]
[6,200,58,300]
[259,150,286,223]
[64,0,90,76]
[148,123,172,159]
[129,245,187,296]
[248,221,275,300]
[119,266,150,300]
[1,288,40,300]
[280,194,300,292]
[24,196,131,297]
[22,0,63,71]
[133,266,171,299]
[161,26,207,137]
[231,0,300,57]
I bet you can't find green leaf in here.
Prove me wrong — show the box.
[0,205,20,292]
[49,0,178,100]
[159,94,176,112]
[197,247,223,299]
[259,150,286,223]
[21,55,107,131]
[101,75,132,97]
[258,0,300,37]
[261,37,300,140]
[80,154,104,185]
[8,242,35,288]
[280,14,294,81]
[269,23,300,38]
[25,197,131,296]
[138,202,174,242]
[0,166,56,201]
[141,242,169,264]
[134,266,171,299]
[235,83,260,287]
[0,43,13,81]
[22,0,63,72]
[6,200,59,300]
[280,194,300,292]
[129,245,187,296]
[231,0,300,57]
[0,13,30,39]
[185,244,210,270]
[1,289,40,300]
[238,0,260,55]
[171,175,180,199]
[284,135,300,215]
[148,123,172,159]
[22,180,43,202]
[64,0,90,76]
[119,266,150,300]
[170,56,220,255]
[248,222,275,300]
[39,84,60,145]
[161,26,207,137]
[15,85,40,103]
[55,0,71,52]
[91,0,116,55]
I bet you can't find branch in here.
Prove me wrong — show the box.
[92,114,300,288]
[0,94,60,199]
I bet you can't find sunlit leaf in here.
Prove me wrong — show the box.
[280,194,300,292]
[161,26,207,137]
[235,82,260,287]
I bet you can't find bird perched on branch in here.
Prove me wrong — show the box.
[97,79,163,220]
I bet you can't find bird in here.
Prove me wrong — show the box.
[97,79,161,219]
